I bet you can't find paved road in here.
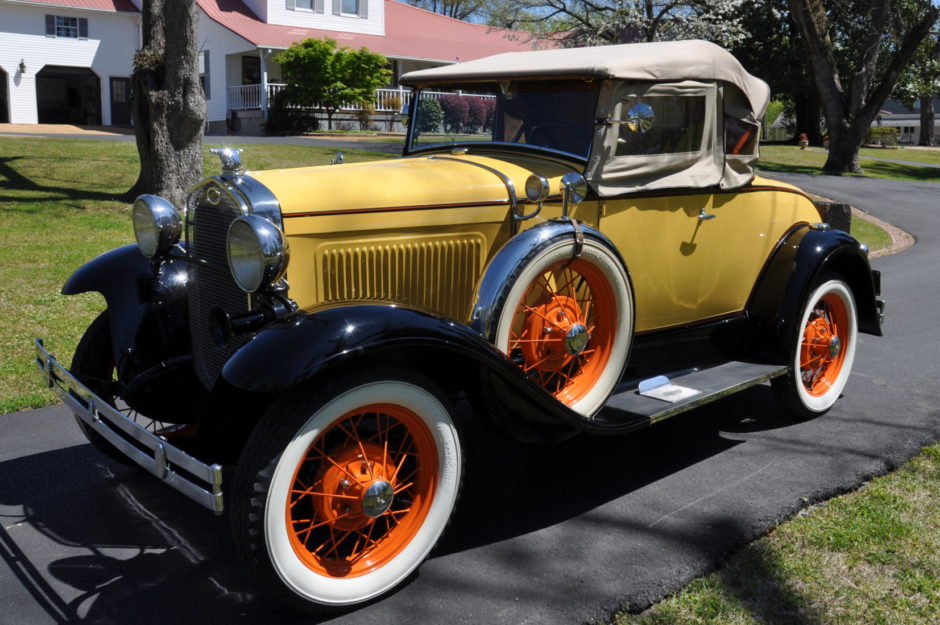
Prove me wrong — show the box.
[1,172,938,625]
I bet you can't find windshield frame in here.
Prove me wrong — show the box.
[403,79,601,163]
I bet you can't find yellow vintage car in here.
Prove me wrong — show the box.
[36,40,883,611]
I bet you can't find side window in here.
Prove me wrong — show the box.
[724,115,758,154]
[615,95,706,155]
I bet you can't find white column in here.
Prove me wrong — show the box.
[260,48,269,120]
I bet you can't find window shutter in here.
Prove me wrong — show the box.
[358,0,367,18]
[203,50,211,100]
[45,14,55,36]
[78,18,88,39]
[315,0,324,13]
[332,0,341,15]
[286,0,295,9]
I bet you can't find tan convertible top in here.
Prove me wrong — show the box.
[400,40,770,114]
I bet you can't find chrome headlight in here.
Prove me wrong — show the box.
[133,194,181,258]
[226,214,289,293]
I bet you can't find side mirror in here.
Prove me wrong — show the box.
[625,102,655,133]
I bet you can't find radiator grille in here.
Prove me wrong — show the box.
[322,235,485,321]
[188,187,251,389]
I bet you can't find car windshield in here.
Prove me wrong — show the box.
[407,79,600,159]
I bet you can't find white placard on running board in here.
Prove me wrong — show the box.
[637,375,702,403]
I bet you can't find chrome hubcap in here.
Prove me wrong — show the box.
[829,336,842,358]
[565,323,590,355]
[361,480,395,517]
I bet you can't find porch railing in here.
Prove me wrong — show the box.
[227,85,493,114]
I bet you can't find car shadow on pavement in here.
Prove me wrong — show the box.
[0,387,830,624]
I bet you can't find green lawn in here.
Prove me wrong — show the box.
[758,145,940,182]
[0,136,392,414]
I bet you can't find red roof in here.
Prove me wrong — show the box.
[197,0,545,62]
[12,0,139,12]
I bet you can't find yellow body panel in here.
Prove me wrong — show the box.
[602,179,819,331]
[251,154,588,320]
[250,155,816,331]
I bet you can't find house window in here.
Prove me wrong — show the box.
[295,0,313,8]
[341,0,359,14]
[45,15,88,39]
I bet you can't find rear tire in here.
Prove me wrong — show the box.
[230,368,462,611]
[772,277,857,419]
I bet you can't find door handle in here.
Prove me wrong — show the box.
[698,208,716,221]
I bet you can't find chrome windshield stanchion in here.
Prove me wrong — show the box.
[34,338,224,515]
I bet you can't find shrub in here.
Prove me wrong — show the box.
[865,126,899,148]
[440,94,469,133]
[466,97,488,133]
[417,98,444,134]
[357,102,375,131]
[264,92,319,135]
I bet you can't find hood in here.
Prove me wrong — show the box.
[249,153,576,218]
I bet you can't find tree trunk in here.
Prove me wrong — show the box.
[127,0,205,208]
[919,95,935,146]
[823,126,865,174]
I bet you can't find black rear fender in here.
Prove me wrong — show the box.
[748,226,883,357]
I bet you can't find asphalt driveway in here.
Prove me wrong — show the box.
[1,172,938,624]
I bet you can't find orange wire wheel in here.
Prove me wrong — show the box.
[232,373,461,610]
[493,235,633,417]
[772,278,857,419]
[508,258,616,407]
[799,291,850,397]
[285,404,437,578]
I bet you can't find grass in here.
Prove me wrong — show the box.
[0,136,392,414]
[758,145,940,182]
[615,442,940,625]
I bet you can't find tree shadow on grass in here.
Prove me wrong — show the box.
[0,156,131,208]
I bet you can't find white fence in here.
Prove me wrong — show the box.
[227,85,493,113]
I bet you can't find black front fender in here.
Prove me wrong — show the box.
[62,244,153,358]
[221,304,609,439]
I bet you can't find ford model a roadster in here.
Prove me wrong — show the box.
[35,40,883,610]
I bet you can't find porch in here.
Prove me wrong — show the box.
[227,84,418,114]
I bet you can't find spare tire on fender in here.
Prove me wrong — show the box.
[472,222,635,417]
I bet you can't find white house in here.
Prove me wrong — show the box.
[0,0,542,132]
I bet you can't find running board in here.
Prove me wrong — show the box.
[599,361,788,425]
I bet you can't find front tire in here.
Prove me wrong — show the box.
[772,277,858,419]
[231,369,462,611]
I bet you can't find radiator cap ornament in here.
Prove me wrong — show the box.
[209,147,244,177]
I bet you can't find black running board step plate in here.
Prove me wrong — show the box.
[600,361,788,424]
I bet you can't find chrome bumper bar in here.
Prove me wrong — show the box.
[35,338,223,514]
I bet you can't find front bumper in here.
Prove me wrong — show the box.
[35,338,223,514]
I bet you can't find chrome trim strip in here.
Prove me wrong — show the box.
[34,338,224,514]
[426,155,520,234]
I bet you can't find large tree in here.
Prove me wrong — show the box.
[788,0,939,174]
[404,0,487,21]
[492,0,749,47]
[731,0,824,145]
[275,38,390,130]
[893,30,940,145]
[128,0,205,208]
